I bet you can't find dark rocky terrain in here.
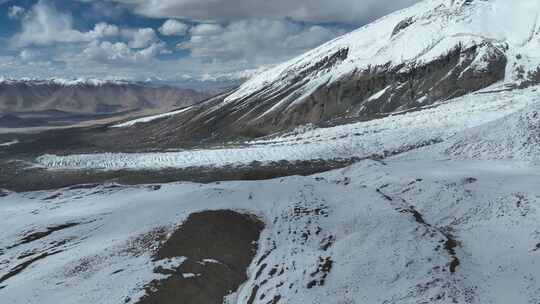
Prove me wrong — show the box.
[137,210,264,304]
[0,155,360,192]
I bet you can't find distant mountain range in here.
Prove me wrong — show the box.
[0,78,211,114]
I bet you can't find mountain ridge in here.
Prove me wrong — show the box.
[0,79,210,115]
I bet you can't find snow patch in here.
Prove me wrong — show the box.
[0,139,19,147]
[112,107,192,128]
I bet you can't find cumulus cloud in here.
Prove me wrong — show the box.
[12,0,91,47]
[10,1,166,61]
[11,1,161,48]
[190,24,224,36]
[89,23,121,39]
[159,19,189,36]
[108,0,418,24]
[124,28,159,48]
[3,0,422,82]
[5,0,172,81]
[7,5,26,19]
[179,19,345,65]
[82,40,167,63]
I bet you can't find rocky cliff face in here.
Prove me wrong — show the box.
[221,42,507,135]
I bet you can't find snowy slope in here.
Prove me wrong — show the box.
[400,98,540,161]
[446,104,540,160]
[2,159,540,303]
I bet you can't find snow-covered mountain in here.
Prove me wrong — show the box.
[0,78,209,114]
[226,0,540,118]
[5,0,539,148]
[2,1,540,304]
[110,0,540,143]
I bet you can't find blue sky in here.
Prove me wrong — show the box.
[0,0,418,82]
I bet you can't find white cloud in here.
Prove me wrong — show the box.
[83,41,131,62]
[13,0,91,47]
[285,25,339,49]
[10,1,166,64]
[107,0,419,24]
[179,19,344,65]
[190,24,224,36]
[7,5,26,19]
[6,0,172,80]
[124,28,158,49]
[159,19,189,36]
[12,1,160,49]
[3,0,422,82]
[89,23,120,39]
[82,41,167,63]
[19,49,37,61]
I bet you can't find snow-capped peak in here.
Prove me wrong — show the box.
[0,77,133,87]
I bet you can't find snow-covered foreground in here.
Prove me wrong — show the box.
[36,85,540,170]
[1,159,540,303]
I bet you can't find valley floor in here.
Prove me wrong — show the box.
[33,84,540,171]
